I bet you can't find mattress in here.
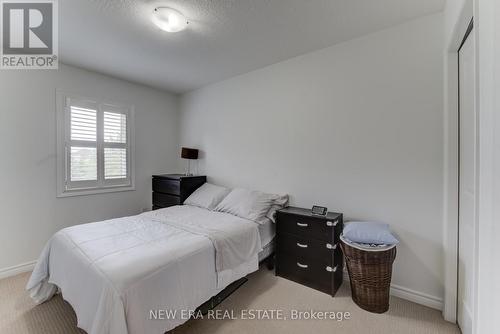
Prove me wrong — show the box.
[258,218,276,247]
[258,240,275,262]
[257,218,275,261]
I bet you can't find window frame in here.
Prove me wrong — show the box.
[56,90,135,197]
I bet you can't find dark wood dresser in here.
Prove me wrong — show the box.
[152,174,206,210]
[276,207,343,296]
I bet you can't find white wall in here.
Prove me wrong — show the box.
[0,64,179,274]
[180,14,445,304]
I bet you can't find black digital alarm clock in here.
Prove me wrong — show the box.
[311,205,328,216]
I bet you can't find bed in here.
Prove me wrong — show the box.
[27,204,277,334]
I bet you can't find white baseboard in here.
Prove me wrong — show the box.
[0,261,36,280]
[343,271,443,311]
[390,283,443,310]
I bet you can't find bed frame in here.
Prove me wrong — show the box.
[196,253,274,315]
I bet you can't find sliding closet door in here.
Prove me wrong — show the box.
[458,23,475,334]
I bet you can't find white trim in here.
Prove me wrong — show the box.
[475,1,499,333]
[443,48,459,322]
[458,301,473,334]
[443,0,474,323]
[343,271,443,311]
[0,261,36,280]
[58,185,136,198]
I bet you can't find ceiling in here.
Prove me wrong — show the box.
[59,0,445,94]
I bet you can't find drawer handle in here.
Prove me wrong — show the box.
[326,265,338,272]
[326,220,339,227]
[297,262,308,269]
[296,222,308,227]
[296,242,308,248]
[326,243,337,250]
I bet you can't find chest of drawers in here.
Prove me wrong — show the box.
[276,207,343,296]
[152,174,206,210]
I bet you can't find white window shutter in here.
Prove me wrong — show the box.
[104,148,127,179]
[70,107,97,141]
[69,105,98,182]
[104,112,127,143]
[70,147,97,181]
[57,92,134,197]
[103,109,129,182]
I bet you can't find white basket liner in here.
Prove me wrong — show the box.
[340,235,397,252]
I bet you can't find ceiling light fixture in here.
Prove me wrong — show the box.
[152,7,188,33]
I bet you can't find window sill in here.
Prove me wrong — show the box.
[57,185,135,198]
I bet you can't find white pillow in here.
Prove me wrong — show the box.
[266,203,286,223]
[184,183,231,210]
[214,188,289,224]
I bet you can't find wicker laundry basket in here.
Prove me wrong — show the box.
[340,236,397,313]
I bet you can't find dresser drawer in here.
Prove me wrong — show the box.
[152,178,180,196]
[152,192,180,207]
[277,251,337,294]
[277,232,337,266]
[277,212,340,242]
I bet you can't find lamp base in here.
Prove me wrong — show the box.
[184,159,194,176]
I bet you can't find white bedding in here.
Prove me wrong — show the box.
[27,205,264,334]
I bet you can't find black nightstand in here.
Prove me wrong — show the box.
[275,207,343,296]
[152,174,206,210]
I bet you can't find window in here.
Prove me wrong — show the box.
[57,91,135,197]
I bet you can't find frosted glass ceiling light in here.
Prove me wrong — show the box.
[152,7,188,33]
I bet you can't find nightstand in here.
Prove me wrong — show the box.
[275,207,344,296]
[152,174,206,210]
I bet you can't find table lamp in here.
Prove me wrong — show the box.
[181,147,198,176]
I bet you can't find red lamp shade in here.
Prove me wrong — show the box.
[181,147,198,160]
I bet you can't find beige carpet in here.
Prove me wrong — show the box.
[0,268,459,334]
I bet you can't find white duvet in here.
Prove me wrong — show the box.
[26,205,262,334]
